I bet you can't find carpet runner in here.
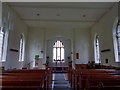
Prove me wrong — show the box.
[52,73,72,90]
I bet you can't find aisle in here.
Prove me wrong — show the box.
[52,73,72,90]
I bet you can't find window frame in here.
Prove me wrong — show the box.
[19,34,24,62]
[0,27,5,62]
[116,21,120,54]
[53,41,65,63]
[94,35,101,64]
[0,23,8,62]
[114,20,120,62]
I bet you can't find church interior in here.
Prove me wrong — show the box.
[0,2,120,90]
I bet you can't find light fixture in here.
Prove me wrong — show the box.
[56,14,60,16]
[41,48,43,53]
[41,50,43,53]
[83,14,86,17]
[37,13,40,16]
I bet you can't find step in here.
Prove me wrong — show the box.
[54,84,69,88]
[54,81,68,84]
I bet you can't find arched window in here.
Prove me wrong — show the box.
[94,35,101,63]
[19,34,24,62]
[114,21,120,62]
[0,27,5,61]
[116,22,120,53]
[0,23,8,62]
[53,41,64,63]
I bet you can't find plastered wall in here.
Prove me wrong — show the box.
[90,3,120,67]
[26,27,90,68]
[1,3,28,70]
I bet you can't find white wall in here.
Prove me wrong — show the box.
[2,3,119,69]
[26,28,45,69]
[1,3,90,69]
[75,29,90,64]
[0,1,2,27]
[0,1,2,68]
[45,28,73,66]
[26,27,91,68]
[90,3,120,67]
[1,3,28,70]
[26,28,73,68]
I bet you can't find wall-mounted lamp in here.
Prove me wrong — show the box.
[40,48,44,53]
[41,50,43,53]
[76,53,79,59]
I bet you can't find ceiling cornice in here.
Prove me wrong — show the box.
[23,19,97,23]
[9,5,111,10]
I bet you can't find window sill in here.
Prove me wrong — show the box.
[115,61,120,63]
[0,61,6,63]
[19,61,24,62]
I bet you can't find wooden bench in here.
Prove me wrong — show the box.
[69,68,120,90]
[86,78,120,90]
[98,81,120,90]
[1,69,52,90]
[78,70,120,89]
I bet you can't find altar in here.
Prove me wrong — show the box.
[48,65,69,73]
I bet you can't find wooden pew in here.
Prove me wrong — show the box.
[69,68,120,90]
[1,77,44,89]
[79,70,120,89]
[1,69,52,90]
[75,64,120,70]
[86,78,120,90]
[0,75,44,80]
[1,79,43,88]
[2,69,48,73]
[75,64,88,70]
[98,81,120,90]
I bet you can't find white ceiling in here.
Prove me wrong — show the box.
[8,2,115,29]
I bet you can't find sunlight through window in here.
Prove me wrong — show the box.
[53,41,64,63]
